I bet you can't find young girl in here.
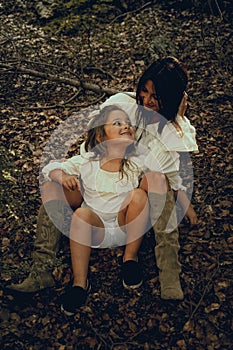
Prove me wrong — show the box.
[42,105,152,316]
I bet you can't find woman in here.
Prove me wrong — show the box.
[101,56,198,226]
[99,57,198,300]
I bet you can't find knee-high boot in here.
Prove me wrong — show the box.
[148,190,184,300]
[8,200,71,293]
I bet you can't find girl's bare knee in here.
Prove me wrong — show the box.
[132,188,148,206]
[73,207,91,220]
[144,172,168,193]
[73,208,104,231]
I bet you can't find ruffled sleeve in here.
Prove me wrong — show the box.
[42,155,89,181]
[165,172,187,191]
[144,139,180,173]
[159,116,198,152]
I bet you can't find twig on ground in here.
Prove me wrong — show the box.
[189,256,220,320]
[84,66,116,80]
[109,1,153,25]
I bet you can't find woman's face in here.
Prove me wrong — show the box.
[139,79,160,112]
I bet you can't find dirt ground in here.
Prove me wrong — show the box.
[0,1,232,349]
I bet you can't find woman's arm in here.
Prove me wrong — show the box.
[178,92,188,118]
[159,93,198,153]
[174,189,198,228]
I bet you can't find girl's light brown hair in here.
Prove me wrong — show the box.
[84,105,136,179]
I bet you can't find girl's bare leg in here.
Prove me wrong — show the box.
[70,208,104,289]
[118,188,149,262]
[61,208,104,316]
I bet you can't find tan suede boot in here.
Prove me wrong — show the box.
[148,190,184,300]
[8,200,71,293]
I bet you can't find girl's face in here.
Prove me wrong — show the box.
[103,110,135,143]
[139,79,160,112]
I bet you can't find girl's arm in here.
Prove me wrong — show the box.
[42,156,82,192]
[49,169,80,192]
[174,189,198,228]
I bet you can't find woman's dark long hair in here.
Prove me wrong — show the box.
[136,56,188,133]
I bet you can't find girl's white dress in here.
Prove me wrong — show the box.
[42,153,144,248]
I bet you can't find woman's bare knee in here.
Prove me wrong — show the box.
[41,181,64,202]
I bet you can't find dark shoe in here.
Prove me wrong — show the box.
[61,281,91,316]
[122,260,143,289]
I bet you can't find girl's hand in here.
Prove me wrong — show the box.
[61,174,80,192]
[185,203,198,228]
[178,92,188,118]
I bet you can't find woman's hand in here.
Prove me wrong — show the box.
[61,174,80,192]
[185,203,198,228]
[178,92,188,118]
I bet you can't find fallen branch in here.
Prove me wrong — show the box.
[0,62,119,95]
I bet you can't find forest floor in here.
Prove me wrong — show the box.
[0,2,232,349]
